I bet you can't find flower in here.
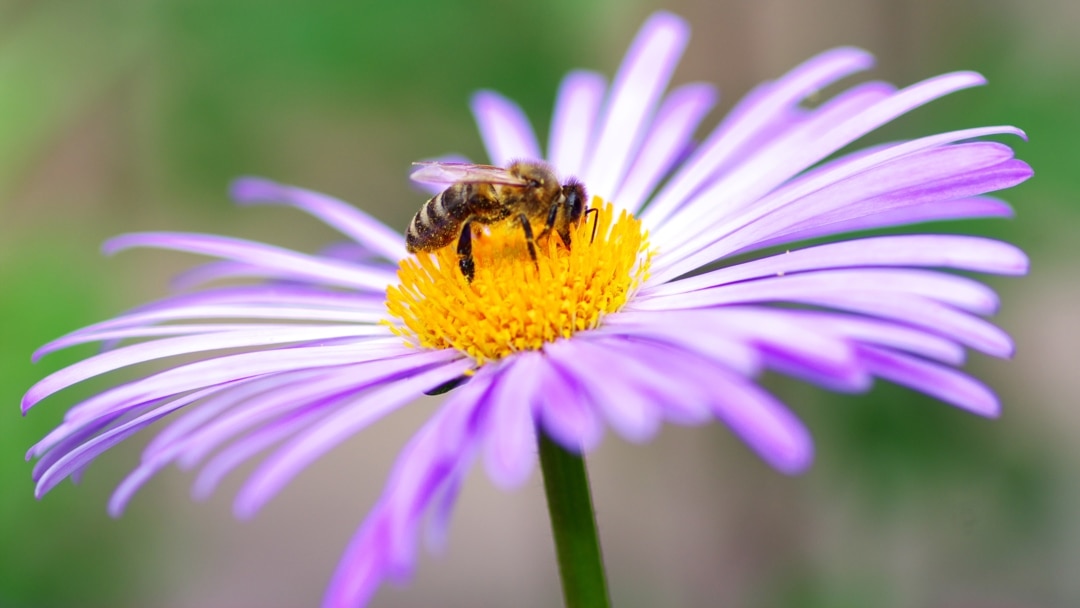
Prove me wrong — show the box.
[23,11,1029,608]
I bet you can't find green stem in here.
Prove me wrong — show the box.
[537,429,611,608]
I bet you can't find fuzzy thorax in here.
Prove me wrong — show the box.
[386,199,651,364]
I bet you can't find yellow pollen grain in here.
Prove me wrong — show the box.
[385,199,652,364]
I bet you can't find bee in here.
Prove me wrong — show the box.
[406,160,591,282]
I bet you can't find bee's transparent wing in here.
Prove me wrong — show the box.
[410,162,527,186]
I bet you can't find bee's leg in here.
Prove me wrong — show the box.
[517,213,538,264]
[584,208,599,243]
[457,221,475,282]
[538,203,561,243]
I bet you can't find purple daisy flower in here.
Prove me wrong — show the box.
[24,11,1029,608]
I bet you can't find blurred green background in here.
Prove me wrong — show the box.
[1,0,1076,606]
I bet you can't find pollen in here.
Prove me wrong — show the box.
[385,199,651,365]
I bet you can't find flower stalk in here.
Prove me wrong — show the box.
[538,429,611,608]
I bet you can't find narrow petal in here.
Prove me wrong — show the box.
[170,260,281,290]
[748,196,1014,250]
[649,87,1012,269]
[35,386,224,498]
[187,403,327,504]
[547,70,606,177]
[323,371,494,608]
[652,137,1027,265]
[470,91,542,166]
[141,372,309,462]
[615,82,718,214]
[687,160,1032,268]
[646,268,1001,314]
[641,47,877,226]
[598,312,763,376]
[26,326,390,408]
[231,177,407,262]
[113,400,326,515]
[232,357,473,519]
[578,336,721,425]
[583,11,689,200]
[44,303,386,349]
[481,353,541,488]
[642,235,1027,299]
[174,363,424,473]
[105,233,397,292]
[33,339,410,420]
[859,346,1000,416]
[534,356,604,453]
[704,370,814,474]
[546,337,664,442]
[769,310,967,365]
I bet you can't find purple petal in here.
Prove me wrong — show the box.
[649,83,1010,269]
[641,47,877,227]
[684,308,866,391]
[26,326,391,409]
[174,351,465,477]
[424,464,466,554]
[615,82,717,214]
[534,356,604,453]
[38,339,409,421]
[577,336,722,425]
[545,337,664,442]
[547,70,606,178]
[763,310,967,365]
[112,389,329,515]
[470,91,542,166]
[649,81,905,251]
[598,312,763,376]
[702,369,814,474]
[38,323,327,361]
[645,235,1027,300]
[34,386,225,498]
[29,403,155,472]
[187,403,328,504]
[322,375,491,608]
[654,136,1025,259]
[230,177,407,262]
[141,373,309,462]
[749,196,1014,250]
[859,346,1000,416]
[583,11,689,200]
[646,268,1001,315]
[104,233,397,292]
[481,353,541,488]
[232,357,473,519]
[170,260,279,290]
[711,157,1030,267]
[44,304,386,351]
[629,283,1012,357]
[568,333,813,472]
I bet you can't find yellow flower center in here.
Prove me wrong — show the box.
[385,199,651,364]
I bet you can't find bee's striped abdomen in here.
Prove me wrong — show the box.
[406,184,479,252]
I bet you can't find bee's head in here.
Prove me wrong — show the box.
[562,180,587,222]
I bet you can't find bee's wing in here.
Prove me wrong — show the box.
[410,161,528,186]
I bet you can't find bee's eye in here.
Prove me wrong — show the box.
[529,180,541,188]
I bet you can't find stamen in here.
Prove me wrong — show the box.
[386,199,651,365]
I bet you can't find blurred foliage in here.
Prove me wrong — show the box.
[147,0,603,198]
[0,0,147,200]
[0,233,143,606]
